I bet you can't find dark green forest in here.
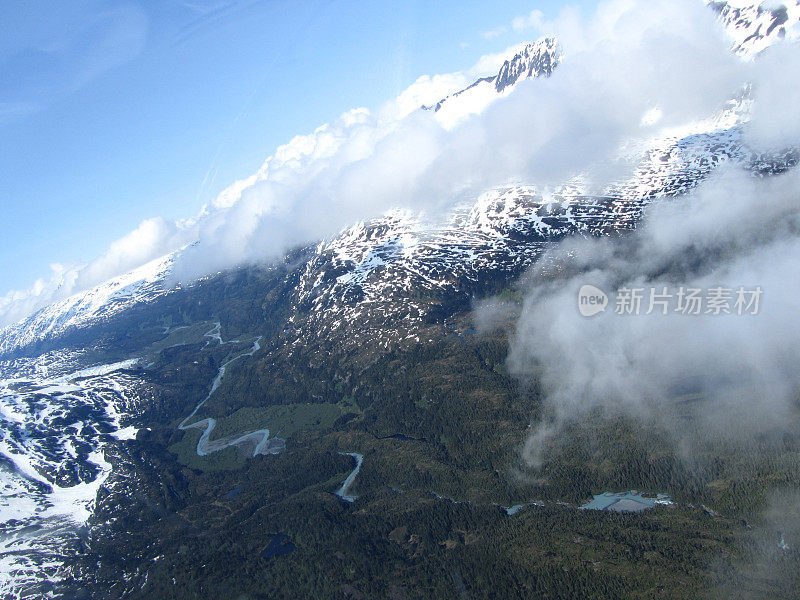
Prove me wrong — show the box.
[47,261,800,600]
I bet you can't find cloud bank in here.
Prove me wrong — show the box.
[0,0,793,329]
[173,0,747,280]
[507,165,800,467]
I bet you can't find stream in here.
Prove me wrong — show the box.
[178,324,284,457]
[335,452,363,502]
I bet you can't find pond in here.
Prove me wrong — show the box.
[580,491,673,513]
[261,534,296,560]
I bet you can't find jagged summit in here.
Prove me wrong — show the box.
[495,37,561,93]
[709,0,800,55]
[3,3,800,594]
[1,0,799,359]
[425,37,561,115]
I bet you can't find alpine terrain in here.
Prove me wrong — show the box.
[1,1,800,599]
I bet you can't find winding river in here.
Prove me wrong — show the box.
[335,452,363,502]
[178,324,284,457]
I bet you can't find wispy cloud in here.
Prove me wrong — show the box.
[481,6,550,40]
[0,2,147,126]
[505,166,800,467]
[511,8,546,32]
[480,25,507,40]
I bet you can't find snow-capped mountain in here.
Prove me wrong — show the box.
[494,37,561,93]
[3,1,799,359]
[425,38,561,127]
[0,351,139,597]
[287,97,800,358]
[1,3,800,594]
[0,37,567,359]
[0,253,175,357]
[709,0,800,55]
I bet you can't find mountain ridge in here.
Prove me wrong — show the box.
[4,0,796,358]
[2,2,800,597]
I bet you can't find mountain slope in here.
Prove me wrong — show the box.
[4,1,800,360]
[425,38,561,127]
[1,3,800,597]
[0,253,175,357]
[709,0,800,55]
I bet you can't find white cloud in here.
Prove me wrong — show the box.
[0,264,80,328]
[747,39,800,150]
[174,0,748,284]
[507,167,800,468]
[512,9,546,32]
[482,7,549,41]
[390,74,472,118]
[465,42,532,77]
[74,217,193,291]
[0,217,193,328]
[2,0,798,333]
[480,26,508,40]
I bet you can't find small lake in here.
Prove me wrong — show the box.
[261,534,296,560]
[580,491,672,513]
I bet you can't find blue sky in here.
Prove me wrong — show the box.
[0,0,598,294]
